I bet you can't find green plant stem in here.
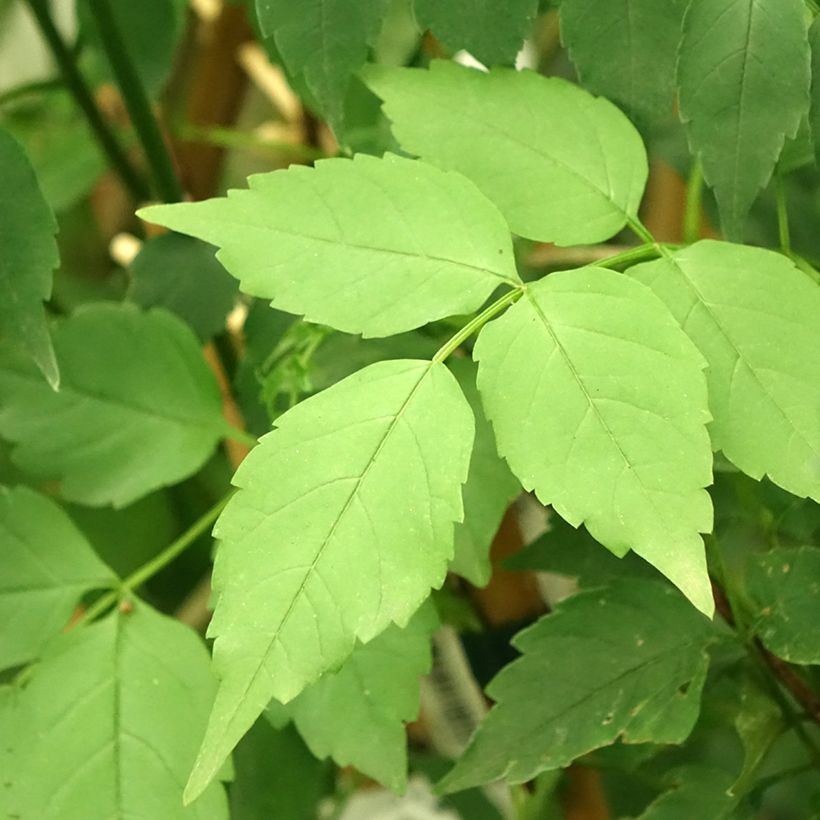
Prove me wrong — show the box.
[175,122,328,162]
[594,242,665,270]
[775,176,792,257]
[806,0,820,15]
[79,492,233,625]
[683,161,704,245]
[86,0,183,202]
[22,0,149,201]
[0,76,63,107]
[225,425,258,448]
[432,287,523,362]
[627,216,656,246]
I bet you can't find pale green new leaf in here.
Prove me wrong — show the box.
[140,154,519,338]
[560,0,688,129]
[677,0,810,241]
[363,60,648,246]
[0,127,59,388]
[14,602,229,819]
[0,485,116,669]
[283,603,438,792]
[747,546,820,664]
[255,0,390,129]
[413,0,538,66]
[186,359,473,802]
[449,359,520,586]
[438,580,714,792]
[0,304,227,507]
[474,269,714,613]
[630,241,820,502]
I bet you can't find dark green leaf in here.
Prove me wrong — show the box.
[127,233,238,342]
[0,126,58,388]
[438,580,714,792]
[413,0,538,66]
[560,0,688,129]
[0,304,227,507]
[747,546,820,664]
[0,485,116,670]
[677,0,810,240]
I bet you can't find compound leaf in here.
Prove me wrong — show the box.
[438,580,714,792]
[283,602,438,792]
[630,241,820,502]
[363,60,648,246]
[0,485,116,670]
[255,0,390,130]
[474,269,714,613]
[0,304,227,507]
[560,0,688,129]
[186,359,473,802]
[677,0,810,240]
[449,359,520,586]
[0,127,59,389]
[747,546,820,664]
[140,154,519,338]
[14,602,229,819]
[413,0,538,66]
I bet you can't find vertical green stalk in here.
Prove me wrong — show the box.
[775,176,792,257]
[86,0,183,202]
[683,160,704,245]
[22,0,150,201]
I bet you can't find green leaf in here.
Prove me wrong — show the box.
[186,359,474,802]
[0,485,116,670]
[126,233,238,342]
[139,154,519,337]
[14,602,229,819]
[811,18,820,161]
[363,60,648,245]
[77,0,186,97]
[0,126,59,389]
[505,514,657,586]
[560,0,688,129]
[448,359,520,586]
[255,0,390,130]
[677,0,810,240]
[0,303,227,507]
[0,684,20,819]
[230,720,330,820]
[438,580,714,792]
[731,676,782,796]
[631,766,744,819]
[413,0,538,66]
[474,268,714,614]
[747,546,820,664]
[629,241,820,503]
[282,602,438,791]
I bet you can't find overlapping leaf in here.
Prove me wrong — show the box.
[438,580,714,792]
[363,60,648,246]
[0,485,116,669]
[0,304,227,507]
[630,241,820,502]
[677,0,810,240]
[413,0,538,66]
[185,359,473,802]
[0,127,59,388]
[747,546,820,664]
[255,0,390,130]
[449,359,520,586]
[474,268,714,613]
[282,603,438,791]
[560,0,688,129]
[140,154,519,337]
[632,766,743,819]
[13,603,229,819]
